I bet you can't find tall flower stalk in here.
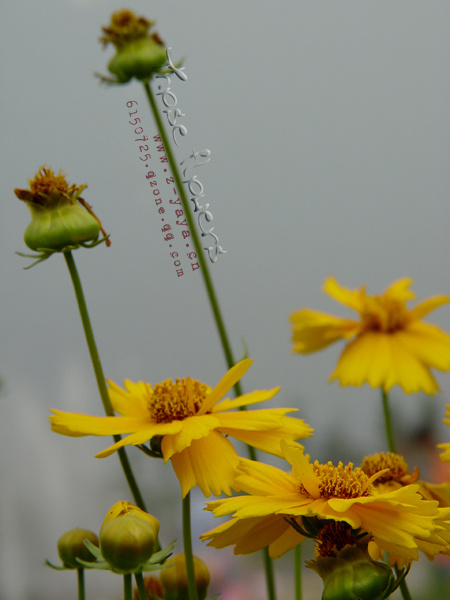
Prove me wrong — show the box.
[95,9,279,599]
[64,251,146,510]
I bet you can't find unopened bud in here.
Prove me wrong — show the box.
[57,528,99,569]
[160,554,210,600]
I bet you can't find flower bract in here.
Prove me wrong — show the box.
[290,277,450,394]
[50,359,313,498]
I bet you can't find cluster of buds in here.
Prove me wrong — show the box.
[48,502,211,600]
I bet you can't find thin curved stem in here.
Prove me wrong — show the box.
[77,568,85,600]
[142,81,242,397]
[143,77,277,600]
[294,544,302,600]
[396,567,413,600]
[262,547,276,600]
[64,251,146,511]
[182,492,199,600]
[381,389,396,453]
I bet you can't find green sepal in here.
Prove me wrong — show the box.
[16,235,110,269]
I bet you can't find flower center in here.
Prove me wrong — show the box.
[360,296,409,333]
[100,10,154,47]
[360,452,419,485]
[300,461,374,499]
[30,166,69,196]
[148,378,211,423]
[316,521,359,557]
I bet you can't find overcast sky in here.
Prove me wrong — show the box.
[1,2,450,598]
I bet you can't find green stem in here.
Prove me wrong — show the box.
[294,544,302,600]
[77,568,85,600]
[182,492,199,600]
[262,547,276,600]
[396,567,413,600]
[124,574,133,600]
[381,389,396,453]
[135,572,148,600]
[142,80,242,398]
[143,77,277,600]
[64,251,146,511]
[382,391,414,599]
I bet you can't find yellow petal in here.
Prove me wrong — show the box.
[290,309,359,353]
[409,295,450,320]
[323,277,363,310]
[329,331,439,394]
[213,387,280,412]
[218,415,313,457]
[268,520,305,558]
[235,457,299,496]
[95,421,184,458]
[171,431,239,498]
[160,414,221,460]
[396,322,450,371]
[107,379,151,417]
[196,359,253,416]
[437,443,450,463]
[49,410,153,437]
[215,408,295,431]
[281,440,320,498]
[382,278,415,303]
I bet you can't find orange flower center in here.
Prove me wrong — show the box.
[133,576,163,600]
[359,296,409,333]
[148,378,211,423]
[30,165,69,196]
[301,461,374,499]
[316,521,359,557]
[100,10,154,47]
[361,452,419,485]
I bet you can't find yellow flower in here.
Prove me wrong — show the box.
[202,440,442,561]
[50,359,313,498]
[360,452,450,565]
[290,277,450,394]
[437,405,450,464]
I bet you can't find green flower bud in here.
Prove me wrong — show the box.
[98,10,167,84]
[57,528,99,569]
[307,545,398,600]
[100,513,159,574]
[160,554,210,600]
[14,166,107,252]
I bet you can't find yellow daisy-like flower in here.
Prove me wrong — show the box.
[290,277,450,394]
[360,452,450,565]
[437,405,450,464]
[50,359,313,498]
[202,440,442,561]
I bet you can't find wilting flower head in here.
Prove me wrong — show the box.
[290,277,450,394]
[14,165,109,253]
[97,9,167,84]
[360,451,450,564]
[50,359,313,498]
[202,440,442,561]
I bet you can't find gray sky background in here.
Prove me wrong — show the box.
[1,1,450,598]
